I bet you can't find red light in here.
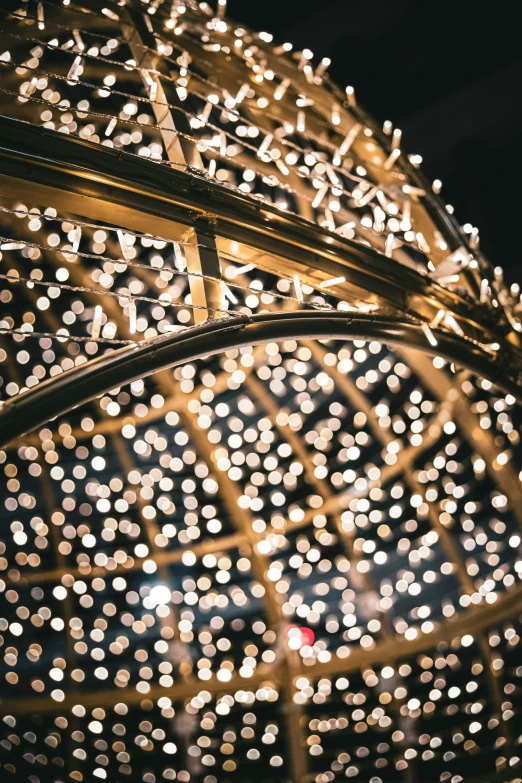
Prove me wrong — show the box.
[299,626,315,646]
[285,625,315,646]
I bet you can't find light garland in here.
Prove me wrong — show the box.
[0,2,522,783]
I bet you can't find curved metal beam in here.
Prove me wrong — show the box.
[306,340,475,594]
[1,414,446,589]
[0,114,520,351]
[1,311,521,449]
[400,346,522,532]
[2,582,520,716]
[153,370,309,781]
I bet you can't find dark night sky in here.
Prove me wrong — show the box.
[228,0,522,283]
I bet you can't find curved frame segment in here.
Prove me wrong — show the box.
[1,116,521,351]
[1,310,521,449]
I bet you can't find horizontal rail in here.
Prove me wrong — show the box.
[1,311,522,448]
[1,583,520,715]
[0,115,519,347]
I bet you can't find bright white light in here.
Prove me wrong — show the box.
[150,585,171,606]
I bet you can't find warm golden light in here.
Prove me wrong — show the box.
[0,2,521,783]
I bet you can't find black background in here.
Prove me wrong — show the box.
[228,0,522,283]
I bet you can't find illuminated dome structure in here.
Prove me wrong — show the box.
[1,2,522,782]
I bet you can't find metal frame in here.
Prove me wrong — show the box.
[2,310,522,449]
[1,14,522,776]
[0,116,521,350]
[1,581,520,716]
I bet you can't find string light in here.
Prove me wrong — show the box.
[37,1,45,30]
[90,303,103,339]
[173,241,186,273]
[257,132,273,157]
[0,48,466,252]
[293,274,303,302]
[0,3,521,782]
[320,276,345,289]
[128,299,137,334]
[384,147,401,171]
[345,85,356,106]
[391,128,402,150]
[66,54,83,81]
[385,233,394,257]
